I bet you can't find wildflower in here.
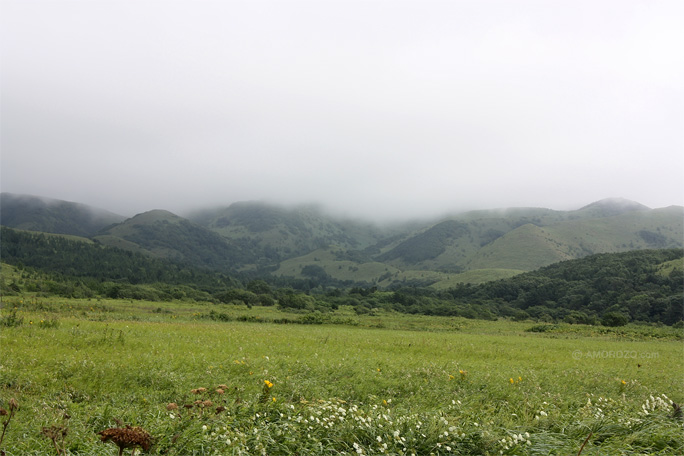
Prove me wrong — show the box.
[509,378,514,384]
[264,380,274,388]
[272,397,276,402]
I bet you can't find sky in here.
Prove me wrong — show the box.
[1,0,683,221]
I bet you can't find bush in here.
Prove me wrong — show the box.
[601,311,629,327]
[0,309,23,327]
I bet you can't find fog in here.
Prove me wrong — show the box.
[1,0,682,220]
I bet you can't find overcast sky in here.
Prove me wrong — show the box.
[1,0,682,220]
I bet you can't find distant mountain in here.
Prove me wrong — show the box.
[275,200,683,287]
[575,197,650,217]
[93,209,249,270]
[0,193,125,237]
[188,202,399,267]
[2,193,682,287]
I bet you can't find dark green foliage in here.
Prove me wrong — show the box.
[639,230,668,248]
[106,216,249,270]
[2,224,682,325]
[447,248,683,325]
[0,226,239,295]
[379,220,469,263]
[601,311,630,327]
[0,310,23,327]
[301,264,329,280]
[0,193,125,237]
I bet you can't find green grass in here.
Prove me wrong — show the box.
[430,268,525,289]
[1,297,682,455]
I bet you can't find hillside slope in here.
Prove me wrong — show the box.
[0,193,125,236]
[93,210,249,270]
[189,202,402,267]
[3,194,682,285]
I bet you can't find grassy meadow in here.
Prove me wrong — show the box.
[0,297,682,455]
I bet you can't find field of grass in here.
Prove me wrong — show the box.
[1,297,682,455]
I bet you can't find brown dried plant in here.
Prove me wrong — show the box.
[40,424,68,455]
[98,425,152,456]
[0,398,18,453]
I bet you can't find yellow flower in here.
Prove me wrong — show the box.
[509,378,514,384]
[264,380,274,388]
[518,376,522,382]
[449,375,455,381]
[272,397,276,402]
[621,380,626,385]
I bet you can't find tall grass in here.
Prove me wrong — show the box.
[0,298,682,454]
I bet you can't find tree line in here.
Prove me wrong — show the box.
[1,227,682,325]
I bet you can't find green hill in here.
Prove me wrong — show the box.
[189,202,400,267]
[93,210,248,270]
[373,200,683,274]
[0,192,125,236]
[3,194,682,286]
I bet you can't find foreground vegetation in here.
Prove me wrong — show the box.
[1,297,682,455]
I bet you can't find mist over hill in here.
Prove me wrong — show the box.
[1,192,682,288]
[0,193,125,237]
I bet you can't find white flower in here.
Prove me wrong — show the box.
[202,425,208,431]
[377,436,382,442]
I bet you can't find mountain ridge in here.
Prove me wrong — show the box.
[1,193,682,287]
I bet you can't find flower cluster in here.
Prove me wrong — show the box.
[639,393,671,416]
[499,431,532,453]
[197,398,478,455]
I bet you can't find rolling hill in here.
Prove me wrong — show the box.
[0,193,125,237]
[2,193,682,287]
[93,210,250,270]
